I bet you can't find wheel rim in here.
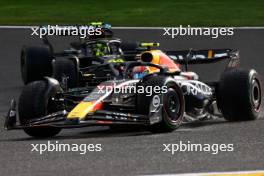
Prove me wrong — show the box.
[168,96,178,113]
[251,78,261,111]
[164,88,182,122]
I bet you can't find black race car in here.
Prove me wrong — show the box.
[20,23,141,87]
[5,43,262,138]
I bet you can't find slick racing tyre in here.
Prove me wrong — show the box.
[137,76,185,132]
[21,45,53,84]
[217,69,262,121]
[18,80,61,138]
[120,41,139,51]
[53,58,78,88]
[120,41,139,60]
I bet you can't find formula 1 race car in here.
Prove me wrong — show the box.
[5,43,262,138]
[20,22,141,86]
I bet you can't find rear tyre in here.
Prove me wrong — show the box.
[120,41,139,52]
[217,69,262,121]
[21,45,53,84]
[137,76,185,132]
[18,80,61,138]
[120,41,139,61]
[53,59,78,88]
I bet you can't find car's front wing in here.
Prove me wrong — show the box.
[4,101,150,130]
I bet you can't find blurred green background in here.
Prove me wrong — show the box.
[0,0,263,26]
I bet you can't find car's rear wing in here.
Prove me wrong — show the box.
[165,49,240,71]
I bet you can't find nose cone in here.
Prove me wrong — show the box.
[67,101,102,120]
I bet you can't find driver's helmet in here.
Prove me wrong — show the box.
[92,42,108,56]
[89,22,113,39]
[132,66,150,79]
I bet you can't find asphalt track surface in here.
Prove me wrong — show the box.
[0,28,264,176]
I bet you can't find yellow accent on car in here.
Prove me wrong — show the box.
[67,102,94,120]
[140,43,160,47]
[90,22,103,26]
[208,50,213,59]
[107,58,124,63]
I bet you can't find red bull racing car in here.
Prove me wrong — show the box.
[4,43,262,138]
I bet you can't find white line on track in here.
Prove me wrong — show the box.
[143,170,264,176]
[0,26,264,30]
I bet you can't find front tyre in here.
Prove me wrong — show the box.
[137,76,185,132]
[18,80,61,138]
[217,69,262,121]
